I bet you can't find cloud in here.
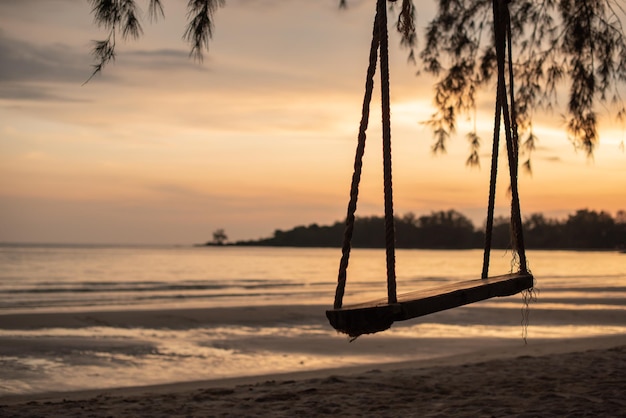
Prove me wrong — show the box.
[0,84,89,102]
[0,30,212,101]
[0,29,93,101]
[0,30,88,83]
[0,0,80,6]
[121,48,213,72]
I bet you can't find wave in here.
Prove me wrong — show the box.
[1,280,303,294]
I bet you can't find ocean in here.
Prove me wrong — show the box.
[1,244,625,396]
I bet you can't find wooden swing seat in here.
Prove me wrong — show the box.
[326,272,534,337]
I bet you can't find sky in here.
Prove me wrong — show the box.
[1,0,625,245]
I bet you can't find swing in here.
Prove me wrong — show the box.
[326,0,534,338]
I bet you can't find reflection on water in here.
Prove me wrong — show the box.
[386,323,626,339]
[1,246,624,312]
[2,319,625,396]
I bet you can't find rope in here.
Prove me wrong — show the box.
[485,0,528,275]
[496,0,527,272]
[481,77,502,279]
[335,0,528,313]
[333,1,382,310]
[481,0,508,279]
[378,0,398,304]
[504,1,528,272]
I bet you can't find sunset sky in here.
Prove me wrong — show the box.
[1,0,624,245]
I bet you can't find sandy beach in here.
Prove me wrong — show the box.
[1,334,624,417]
[1,304,625,417]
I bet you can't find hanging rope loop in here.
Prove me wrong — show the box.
[334,0,383,310]
[336,0,529,313]
[334,0,397,309]
[481,0,529,278]
[378,0,397,305]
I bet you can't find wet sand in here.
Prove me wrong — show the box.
[1,301,625,416]
[1,334,624,417]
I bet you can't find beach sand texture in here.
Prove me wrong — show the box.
[1,335,624,417]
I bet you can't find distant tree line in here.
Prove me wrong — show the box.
[232,209,626,250]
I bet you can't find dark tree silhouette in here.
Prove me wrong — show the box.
[562,209,617,248]
[211,228,228,245]
[414,210,478,248]
[232,209,625,249]
[416,0,626,170]
[86,0,224,82]
[86,0,625,164]
[524,213,562,248]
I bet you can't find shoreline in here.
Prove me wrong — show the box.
[1,334,624,415]
[2,302,625,409]
[2,302,625,329]
[0,304,328,329]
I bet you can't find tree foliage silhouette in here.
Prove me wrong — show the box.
[415,0,626,170]
[87,0,625,163]
[211,228,228,245]
[233,209,625,249]
[86,0,224,82]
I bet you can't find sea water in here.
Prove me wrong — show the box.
[0,245,624,395]
[3,244,624,312]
